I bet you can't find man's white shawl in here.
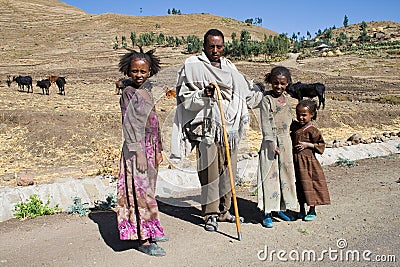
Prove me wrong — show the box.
[170,52,261,161]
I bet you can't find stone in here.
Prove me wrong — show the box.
[16,174,34,186]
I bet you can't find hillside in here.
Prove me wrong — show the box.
[0,0,277,77]
[0,0,399,187]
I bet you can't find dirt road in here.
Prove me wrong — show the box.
[1,156,399,267]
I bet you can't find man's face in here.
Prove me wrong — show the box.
[204,35,224,62]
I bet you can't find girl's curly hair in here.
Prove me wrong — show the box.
[118,46,161,77]
[297,99,318,120]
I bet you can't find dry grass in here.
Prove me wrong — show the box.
[0,0,399,187]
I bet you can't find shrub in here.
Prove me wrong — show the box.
[95,193,117,210]
[335,157,356,167]
[14,194,61,220]
[378,95,400,105]
[67,197,90,217]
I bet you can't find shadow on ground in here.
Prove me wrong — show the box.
[89,210,139,252]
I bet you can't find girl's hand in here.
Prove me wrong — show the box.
[135,151,147,173]
[295,141,313,152]
[156,152,163,165]
[274,146,280,155]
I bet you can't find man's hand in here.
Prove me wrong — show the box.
[204,83,216,98]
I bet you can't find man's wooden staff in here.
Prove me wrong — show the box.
[211,82,242,241]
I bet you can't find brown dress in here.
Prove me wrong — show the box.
[290,122,331,206]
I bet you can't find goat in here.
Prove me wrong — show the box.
[287,82,326,109]
[36,79,51,95]
[55,77,66,95]
[13,75,33,93]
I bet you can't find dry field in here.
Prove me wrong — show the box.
[0,0,399,187]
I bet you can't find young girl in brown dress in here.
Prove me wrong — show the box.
[290,99,331,221]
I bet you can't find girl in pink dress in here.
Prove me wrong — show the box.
[116,47,167,256]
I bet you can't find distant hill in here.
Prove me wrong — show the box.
[1,0,399,79]
[0,0,277,77]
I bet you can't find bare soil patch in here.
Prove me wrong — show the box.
[0,156,399,266]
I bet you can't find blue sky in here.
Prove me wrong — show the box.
[61,0,399,37]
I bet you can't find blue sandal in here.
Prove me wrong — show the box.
[277,211,295,221]
[262,214,273,228]
[304,213,317,221]
[138,243,166,256]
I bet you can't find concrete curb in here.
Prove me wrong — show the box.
[1,139,399,222]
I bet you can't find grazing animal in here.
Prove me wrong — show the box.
[13,75,33,93]
[48,75,60,84]
[36,79,51,95]
[287,82,326,109]
[55,76,66,95]
[115,78,134,94]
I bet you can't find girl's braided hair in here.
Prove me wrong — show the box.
[118,46,161,77]
[264,66,292,86]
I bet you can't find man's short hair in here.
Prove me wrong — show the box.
[204,29,225,44]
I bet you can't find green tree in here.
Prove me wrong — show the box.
[138,32,156,46]
[240,29,251,58]
[165,36,175,46]
[244,18,253,25]
[113,36,119,49]
[336,32,348,46]
[186,35,202,53]
[291,32,297,42]
[130,32,136,47]
[167,9,171,15]
[121,36,127,48]
[323,29,333,43]
[343,15,349,27]
[358,21,370,43]
[156,33,165,45]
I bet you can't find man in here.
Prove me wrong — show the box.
[171,29,262,231]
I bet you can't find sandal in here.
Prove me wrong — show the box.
[217,211,244,223]
[151,236,169,242]
[276,211,295,221]
[262,214,273,228]
[304,211,317,221]
[138,243,166,256]
[204,215,218,232]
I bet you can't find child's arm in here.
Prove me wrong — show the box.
[295,141,314,152]
[295,128,325,154]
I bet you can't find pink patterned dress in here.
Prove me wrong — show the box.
[116,82,165,241]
